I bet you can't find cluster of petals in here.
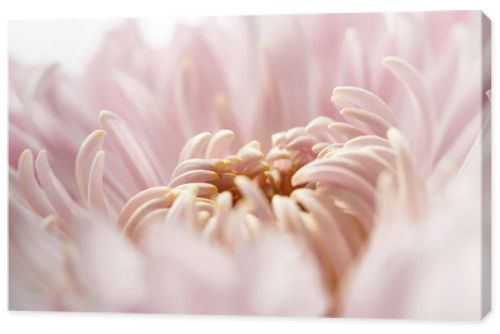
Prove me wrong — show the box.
[9,12,490,319]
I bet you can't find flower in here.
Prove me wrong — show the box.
[8,11,490,318]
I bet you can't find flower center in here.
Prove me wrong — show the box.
[171,142,305,206]
[118,116,395,316]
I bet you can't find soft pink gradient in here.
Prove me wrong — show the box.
[9,12,490,319]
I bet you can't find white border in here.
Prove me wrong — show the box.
[1,1,498,333]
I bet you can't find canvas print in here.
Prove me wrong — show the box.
[8,11,491,320]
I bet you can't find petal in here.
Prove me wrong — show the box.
[17,149,54,217]
[340,108,392,137]
[382,56,436,172]
[178,132,212,162]
[35,150,82,228]
[87,151,109,214]
[168,170,220,188]
[234,176,274,222]
[75,130,106,202]
[205,129,235,159]
[99,110,162,188]
[292,165,375,203]
[331,87,397,126]
[117,186,171,228]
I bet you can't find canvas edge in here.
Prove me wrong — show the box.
[480,10,491,320]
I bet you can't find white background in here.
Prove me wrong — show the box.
[1,0,498,333]
[8,17,205,75]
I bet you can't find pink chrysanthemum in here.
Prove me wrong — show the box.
[9,11,490,319]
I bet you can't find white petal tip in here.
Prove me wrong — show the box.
[381,56,405,68]
[386,127,400,140]
[99,110,117,123]
[19,149,33,162]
